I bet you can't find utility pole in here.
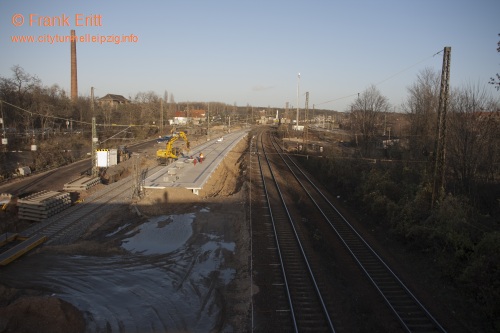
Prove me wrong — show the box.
[432,46,451,207]
[285,101,289,122]
[132,152,142,198]
[312,104,315,125]
[90,87,99,177]
[0,101,7,152]
[304,91,309,144]
[160,98,164,132]
[384,112,387,136]
[296,73,300,135]
[207,102,210,141]
[91,87,95,116]
[0,102,5,137]
[91,116,98,177]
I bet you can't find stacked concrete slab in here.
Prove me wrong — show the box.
[18,190,71,222]
[63,176,101,191]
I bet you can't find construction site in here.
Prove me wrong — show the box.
[0,123,253,332]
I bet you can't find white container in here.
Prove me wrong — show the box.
[109,149,118,166]
[96,150,109,167]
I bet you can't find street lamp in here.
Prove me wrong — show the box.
[296,73,300,134]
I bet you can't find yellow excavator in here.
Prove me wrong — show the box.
[156,131,190,165]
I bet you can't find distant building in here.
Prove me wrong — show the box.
[97,94,130,107]
[170,110,206,125]
[190,109,206,124]
[171,111,188,125]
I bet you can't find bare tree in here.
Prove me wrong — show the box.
[32,86,53,139]
[447,83,500,193]
[489,33,500,91]
[0,66,42,134]
[403,68,441,159]
[10,65,40,107]
[349,85,390,155]
[45,84,73,131]
[134,91,160,125]
[99,103,114,128]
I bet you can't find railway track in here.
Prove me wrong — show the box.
[251,127,446,332]
[20,165,159,245]
[252,130,335,332]
[5,169,60,195]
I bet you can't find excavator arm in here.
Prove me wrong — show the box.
[156,131,189,165]
[179,131,190,149]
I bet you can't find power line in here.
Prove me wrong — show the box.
[374,49,443,87]
[0,99,146,128]
[0,99,90,126]
[315,92,359,107]
[316,48,444,107]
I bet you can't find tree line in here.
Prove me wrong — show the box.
[345,68,499,198]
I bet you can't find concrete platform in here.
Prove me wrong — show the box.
[143,129,249,194]
[0,234,47,266]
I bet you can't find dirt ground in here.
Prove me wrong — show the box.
[0,133,251,333]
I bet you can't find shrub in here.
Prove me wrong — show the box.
[459,232,500,330]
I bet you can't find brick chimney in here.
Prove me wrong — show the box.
[70,30,78,102]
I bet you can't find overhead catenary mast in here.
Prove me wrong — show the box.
[91,87,98,177]
[432,46,451,207]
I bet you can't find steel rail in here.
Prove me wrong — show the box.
[20,165,162,244]
[270,132,446,333]
[257,131,335,332]
[254,131,298,332]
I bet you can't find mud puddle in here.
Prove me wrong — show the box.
[1,208,235,332]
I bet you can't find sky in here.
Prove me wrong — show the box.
[1,0,499,112]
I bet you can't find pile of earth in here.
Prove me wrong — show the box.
[0,291,85,333]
